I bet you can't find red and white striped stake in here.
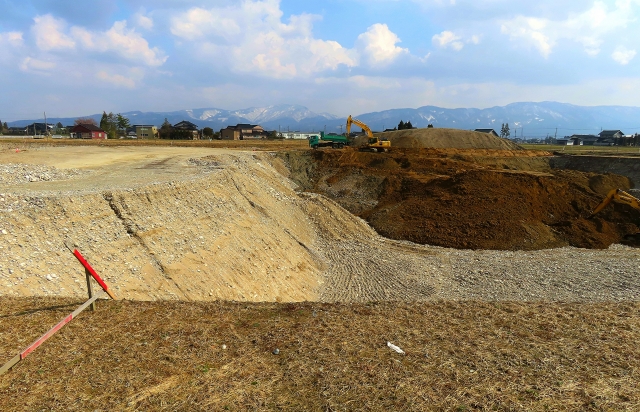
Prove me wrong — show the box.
[0,249,116,376]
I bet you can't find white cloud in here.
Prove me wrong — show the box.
[612,46,636,65]
[356,23,408,65]
[432,30,464,51]
[501,1,638,58]
[96,71,137,88]
[32,15,75,50]
[0,31,24,46]
[30,14,166,67]
[170,0,356,78]
[20,57,56,73]
[135,13,154,30]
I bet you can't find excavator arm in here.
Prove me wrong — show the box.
[346,115,391,152]
[590,189,640,217]
[346,115,374,138]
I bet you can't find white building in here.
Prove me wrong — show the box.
[282,132,317,140]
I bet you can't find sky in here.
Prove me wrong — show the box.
[1,0,639,121]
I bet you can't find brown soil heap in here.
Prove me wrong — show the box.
[353,128,522,150]
[282,148,638,250]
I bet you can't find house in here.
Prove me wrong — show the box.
[599,130,624,140]
[595,130,624,146]
[131,125,157,139]
[70,124,107,139]
[570,134,598,146]
[25,122,54,135]
[474,128,499,137]
[172,121,199,140]
[556,139,574,146]
[220,124,268,140]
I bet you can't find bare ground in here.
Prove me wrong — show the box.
[1,141,640,410]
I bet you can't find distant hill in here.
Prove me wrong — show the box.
[7,102,640,137]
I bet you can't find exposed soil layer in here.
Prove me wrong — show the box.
[281,148,638,250]
[1,298,639,411]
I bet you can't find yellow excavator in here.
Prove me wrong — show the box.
[347,115,391,152]
[590,188,640,242]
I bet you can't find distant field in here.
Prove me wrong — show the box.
[521,144,640,156]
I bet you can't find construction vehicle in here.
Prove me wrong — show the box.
[590,188,640,242]
[347,115,391,152]
[309,132,350,149]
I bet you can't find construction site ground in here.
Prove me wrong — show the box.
[1,135,639,410]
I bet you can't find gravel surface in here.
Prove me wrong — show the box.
[0,163,88,185]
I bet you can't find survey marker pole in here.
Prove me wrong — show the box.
[0,249,117,376]
[71,249,117,300]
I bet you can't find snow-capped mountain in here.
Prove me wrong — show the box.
[8,102,640,137]
[355,102,640,137]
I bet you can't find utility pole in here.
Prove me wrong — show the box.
[554,128,557,139]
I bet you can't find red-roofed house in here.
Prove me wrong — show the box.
[71,124,107,139]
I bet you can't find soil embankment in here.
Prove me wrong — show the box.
[281,147,638,250]
[355,128,522,150]
[551,154,640,187]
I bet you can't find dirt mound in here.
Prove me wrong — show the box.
[353,128,522,150]
[282,148,637,250]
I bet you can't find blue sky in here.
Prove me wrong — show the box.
[1,0,639,121]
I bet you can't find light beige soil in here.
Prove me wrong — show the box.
[1,144,639,303]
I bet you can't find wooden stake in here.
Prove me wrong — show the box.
[86,268,96,312]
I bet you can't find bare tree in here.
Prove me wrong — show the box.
[74,117,97,126]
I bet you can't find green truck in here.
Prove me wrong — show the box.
[309,132,350,149]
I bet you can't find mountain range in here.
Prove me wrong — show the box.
[7,102,640,138]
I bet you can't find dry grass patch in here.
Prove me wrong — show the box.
[1,298,639,411]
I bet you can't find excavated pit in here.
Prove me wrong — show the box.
[280,147,639,250]
[1,144,639,303]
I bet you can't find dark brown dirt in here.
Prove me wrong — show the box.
[281,148,638,250]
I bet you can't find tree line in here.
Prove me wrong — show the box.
[397,120,413,130]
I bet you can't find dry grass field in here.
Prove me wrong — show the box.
[1,298,639,411]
